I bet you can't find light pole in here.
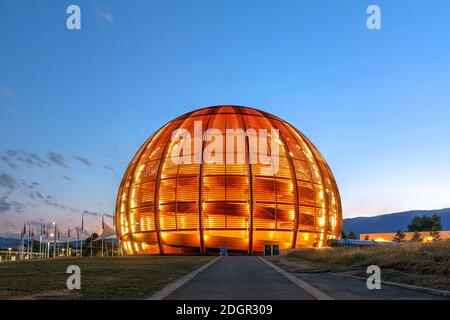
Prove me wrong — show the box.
[67,228,70,257]
[7,248,12,261]
[39,235,44,258]
[50,233,54,257]
[52,222,56,258]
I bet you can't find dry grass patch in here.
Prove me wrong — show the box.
[0,256,213,300]
[268,241,450,291]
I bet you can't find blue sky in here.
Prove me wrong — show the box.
[1,0,449,236]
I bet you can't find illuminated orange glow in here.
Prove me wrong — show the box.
[116,106,342,254]
[361,231,450,242]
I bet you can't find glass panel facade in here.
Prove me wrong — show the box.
[116,106,342,254]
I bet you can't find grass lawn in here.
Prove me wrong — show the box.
[0,255,213,300]
[268,241,450,291]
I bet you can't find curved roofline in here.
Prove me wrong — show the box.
[173,105,282,122]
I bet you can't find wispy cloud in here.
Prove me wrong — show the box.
[1,218,16,229]
[47,151,69,168]
[0,193,24,214]
[74,155,93,167]
[44,198,66,210]
[0,173,16,190]
[1,155,17,169]
[21,181,39,189]
[2,149,49,169]
[35,191,45,199]
[62,175,74,181]
[83,210,113,218]
[94,5,114,23]
[6,150,18,157]
[0,196,11,213]
[28,153,49,167]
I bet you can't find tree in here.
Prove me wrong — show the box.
[364,234,370,240]
[348,230,356,240]
[411,231,422,242]
[392,230,406,242]
[341,231,347,240]
[429,230,441,242]
[85,232,99,245]
[407,214,442,232]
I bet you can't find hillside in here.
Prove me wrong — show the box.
[343,208,450,236]
[0,237,22,250]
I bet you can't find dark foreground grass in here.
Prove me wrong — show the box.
[268,241,450,291]
[0,256,213,300]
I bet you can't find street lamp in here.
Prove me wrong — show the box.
[51,222,57,258]
[39,235,44,258]
[8,247,12,261]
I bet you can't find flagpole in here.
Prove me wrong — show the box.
[77,230,81,258]
[101,215,104,257]
[28,225,31,255]
[30,228,34,258]
[111,212,116,257]
[39,224,43,258]
[80,213,84,258]
[21,223,25,260]
[67,227,70,257]
[27,226,30,256]
[52,222,57,258]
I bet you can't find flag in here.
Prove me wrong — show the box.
[81,214,84,231]
[22,223,26,238]
[57,231,60,240]
[68,227,71,238]
[102,215,105,230]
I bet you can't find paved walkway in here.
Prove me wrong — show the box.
[166,256,314,300]
[163,256,449,300]
[294,272,449,300]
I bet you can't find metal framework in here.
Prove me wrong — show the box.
[116,106,342,255]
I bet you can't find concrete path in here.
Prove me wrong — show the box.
[294,272,449,300]
[164,256,449,300]
[166,256,314,300]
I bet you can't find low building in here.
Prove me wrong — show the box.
[360,230,450,242]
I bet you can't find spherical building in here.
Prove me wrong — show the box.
[116,106,342,255]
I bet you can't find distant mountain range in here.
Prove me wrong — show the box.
[343,208,450,236]
[0,237,88,250]
[0,237,22,250]
[2,208,449,246]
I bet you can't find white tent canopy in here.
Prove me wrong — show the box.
[93,223,117,241]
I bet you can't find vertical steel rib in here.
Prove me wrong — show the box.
[265,116,301,249]
[237,107,255,255]
[197,109,213,255]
